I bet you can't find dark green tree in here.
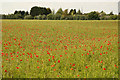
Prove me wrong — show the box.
[69,9,74,15]
[30,6,41,17]
[56,8,63,15]
[77,9,82,15]
[88,11,100,20]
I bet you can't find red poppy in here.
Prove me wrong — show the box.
[103,68,106,70]
[16,67,19,69]
[5,70,7,72]
[86,66,88,68]
[58,60,60,63]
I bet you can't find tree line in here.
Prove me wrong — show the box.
[1,6,119,20]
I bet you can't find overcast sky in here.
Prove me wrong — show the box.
[0,0,119,14]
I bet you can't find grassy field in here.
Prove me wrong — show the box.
[1,20,118,78]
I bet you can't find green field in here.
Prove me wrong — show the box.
[1,20,118,78]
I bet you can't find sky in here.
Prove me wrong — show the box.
[0,0,119,15]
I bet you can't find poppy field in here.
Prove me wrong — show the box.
[1,20,118,78]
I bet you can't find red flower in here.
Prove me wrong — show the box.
[20,59,22,61]
[51,65,55,67]
[37,66,39,68]
[71,68,73,70]
[72,64,75,67]
[47,52,50,55]
[2,66,3,67]
[5,70,7,72]
[54,69,56,71]
[86,66,88,68]
[100,53,102,55]
[58,60,60,63]
[87,53,89,55]
[103,68,106,70]
[36,55,38,57]
[48,59,50,61]
[60,55,62,57]
[16,67,19,69]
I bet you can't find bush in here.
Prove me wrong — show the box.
[24,15,33,19]
[73,15,80,20]
[109,15,118,20]
[47,13,54,20]
[67,15,73,20]
[88,11,100,20]
[54,13,61,20]
[41,15,47,20]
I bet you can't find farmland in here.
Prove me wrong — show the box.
[1,20,118,78]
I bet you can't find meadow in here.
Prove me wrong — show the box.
[1,20,118,78]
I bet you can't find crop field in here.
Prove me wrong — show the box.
[1,20,118,78]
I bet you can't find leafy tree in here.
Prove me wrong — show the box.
[73,15,80,20]
[73,9,76,15]
[76,9,82,15]
[24,15,33,19]
[47,13,54,20]
[109,15,118,20]
[25,11,29,15]
[41,15,47,20]
[109,11,114,15]
[67,15,73,20]
[47,8,52,15]
[88,11,100,20]
[56,8,63,15]
[62,9,68,16]
[69,9,74,15]
[54,13,61,20]
[14,10,18,14]
[30,6,41,17]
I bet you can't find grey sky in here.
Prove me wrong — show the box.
[0,0,119,15]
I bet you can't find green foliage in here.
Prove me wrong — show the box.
[24,15,33,19]
[76,9,82,15]
[1,6,118,20]
[88,11,100,20]
[41,15,47,20]
[47,13,54,20]
[54,13,62,20]
[56,8,63,15]
[109,15,118,20]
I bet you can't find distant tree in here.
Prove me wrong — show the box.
[14,10,18,14]
[69,9,74,15]
[73,9,76,15]
[73,15,80,20]
[79,15,86,20]
[47,13,54,20]
[70,9,76,15]
[52,9,55,15]
[99,11,106,17]
[76,9,82,15]
[25,11,29,15]
[88,11,100,20]
[2,15,6,19]
[54,13,61,20]
[30,6,41,17]
[67,15,73,20]
[41,15,47,20]
[47,8,52,15]
[109,11,114,15]
[62,9,68,16]
[56,8,63,15]
[109,15,118,20]
[24,15,33,19]
[21,11,25,16]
